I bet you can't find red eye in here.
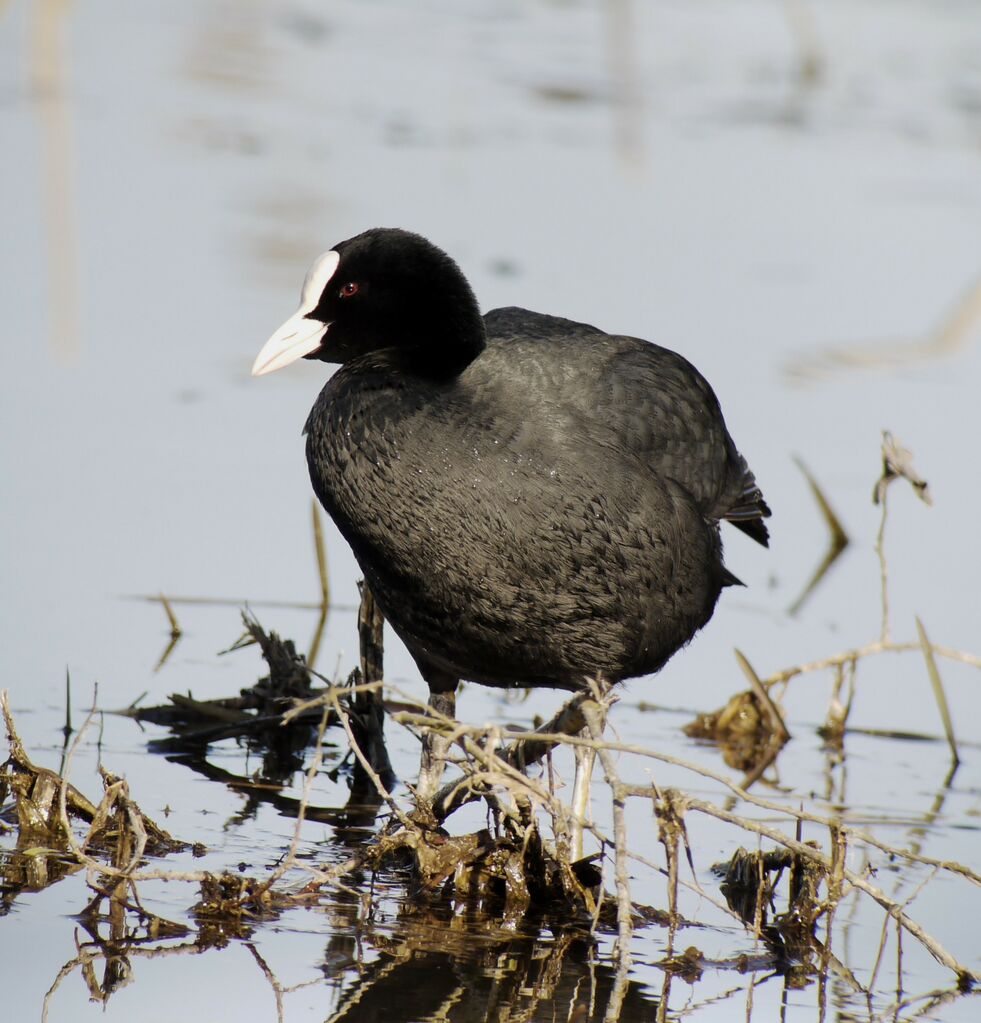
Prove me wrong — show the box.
[340,282,359,298]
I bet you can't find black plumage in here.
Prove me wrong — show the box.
[253,228,770,792]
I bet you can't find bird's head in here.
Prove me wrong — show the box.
[252,228,485,379]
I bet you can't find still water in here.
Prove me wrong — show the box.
[2,1,980,1020]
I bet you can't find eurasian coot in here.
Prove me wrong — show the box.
[253,228,770,798]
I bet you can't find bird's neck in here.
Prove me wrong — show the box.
[419,304,485,377]
[395,288,486,380]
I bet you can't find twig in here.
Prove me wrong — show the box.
[282,678,384,724]
[425,687,603,822]
[329,690,414,831]
[637,789,979,985]
[582,701,632,975]
[760,639,981,687]
[394,713,980,888]
[159,593,182,639]
[252,704,332,899]
[869,866,939,993]
[42,937,211,1022]
[733,648,790,742]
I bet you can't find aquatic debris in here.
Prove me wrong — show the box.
[1,691,189,906]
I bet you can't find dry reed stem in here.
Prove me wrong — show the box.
[760,639,981,688]
[282,678,386,723]
[643,790,979,985]
[653,787,685,950]
[582,700,632,971]
[915,617,960,765]
[420,687,604,822]
[308,501,331,667]
[390,708,978,888]
[787,456,849,617]
[251,703,333,899]
[733,648,791,742]
[153,595,183,670]
[4,688,371,895]
[376,686,979,982]
[329,689,414,831]
[159,593,181,638]
[55,689,116,877]
[782,275,981,382]
[793,455,849,552]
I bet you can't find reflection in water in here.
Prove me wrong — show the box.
[182,0,270,93]
[34,876,657,1023]
[42,906,197,1018]
[32,0,82,361]
[783,0,823,88]
[604,0,644,171]
[180,1,333,290]
[786,457,849,617]
[320,904,656,1023]
[783,276,981,384]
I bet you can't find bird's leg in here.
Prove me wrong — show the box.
[417,686,456,803]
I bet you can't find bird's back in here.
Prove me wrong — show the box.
[481,307,768,539]
[304,306,766,690]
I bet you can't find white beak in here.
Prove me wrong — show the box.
[251,250,340,377]
[251,310,330,377]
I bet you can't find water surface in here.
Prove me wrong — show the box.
[2,1,980,1020]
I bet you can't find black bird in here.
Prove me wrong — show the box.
[253,228,770,799]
